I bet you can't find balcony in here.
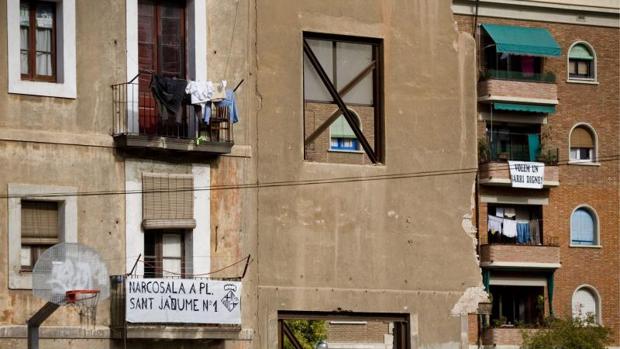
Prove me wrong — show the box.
[483,327,539,346]
[109,275,248,340]
[478,70,558,106]
[480,241,560,269]
[479,161,559,188]
[112,77,233,156]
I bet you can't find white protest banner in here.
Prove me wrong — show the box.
[126,278,241,324]
[508,161,545,189]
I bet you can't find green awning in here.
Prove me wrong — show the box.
[569,44,594,60]
[494,102,556,114]
[482,24,561,57]
[330,115,357,138]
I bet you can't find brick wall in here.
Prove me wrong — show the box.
[304,102,376,165]
[480,244,560,265]
[456,13,620,345]
[478,79,558,101]
[326,321,389,344]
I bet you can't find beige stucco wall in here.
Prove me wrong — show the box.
[255,0,480,348]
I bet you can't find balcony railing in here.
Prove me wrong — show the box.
[481,69,556,83]
[111,74,233,154]
[110,274,243,340]
[479,136,558,166]
[480,240,561,268]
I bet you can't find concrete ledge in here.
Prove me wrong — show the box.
[121,325,253,340]
[0,325,110,339]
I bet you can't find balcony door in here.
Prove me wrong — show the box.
[138,0,186,135]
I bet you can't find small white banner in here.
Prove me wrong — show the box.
[508,161,545,189]
[125,278,241,324]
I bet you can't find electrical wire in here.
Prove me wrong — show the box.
[1,153,618,200]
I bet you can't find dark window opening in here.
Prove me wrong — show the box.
[490,285,545,327]
[303,33,384,164]
[20,0,56,82]
[486,204,549,245]
[486,123,542,162]
[144,230,185,278]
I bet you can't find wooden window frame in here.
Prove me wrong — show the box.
[20,0,57,82]
[303,32,384,164]
[144,230,186,278]
[568,58,593,80]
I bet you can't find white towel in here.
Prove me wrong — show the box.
[502,219,517,238]
[488,215,503,235]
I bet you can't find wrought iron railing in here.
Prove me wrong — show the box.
[111,73,233,144]
[478,134,559,165]
[481,69,556,83]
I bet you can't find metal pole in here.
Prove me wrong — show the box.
[27,302,60,349]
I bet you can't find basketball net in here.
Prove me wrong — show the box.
[65,290,100,329]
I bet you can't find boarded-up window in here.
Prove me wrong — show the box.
[142,174,195,229]
[20,200,59,270]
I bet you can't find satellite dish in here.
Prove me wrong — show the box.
[32,242,110,305]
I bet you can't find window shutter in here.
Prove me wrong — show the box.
[142,174,195,229]
[570,127,594,148]
[21,201,59,244]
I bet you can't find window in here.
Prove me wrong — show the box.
[8,184,78,289]
[569,125,596,162]
[278,311,410,349]
[7,0,77,98]
[572,286,600,323]
[144,231,185,278]
[20,1,56,81]
[486,123,542,162]
[486,204,545,245]
[329,114,361,152]
[568,43,596,81]
[303,33,383,164]
[490,285,545,327]
[570,206,598,246]
[20,201,59,271]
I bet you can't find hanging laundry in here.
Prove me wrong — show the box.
[529,219,541,245]
[516,220,530,244]
[502,219,517,238]
[488,215,503,236]
[185,80,227,117]
[204,89,239,125]
[150,75,188,123]
[503,208,516,219]
[495,208,504,218]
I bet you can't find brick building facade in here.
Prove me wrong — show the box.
[453,0,619,347]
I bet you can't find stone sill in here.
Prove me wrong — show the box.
[566,79,599,85]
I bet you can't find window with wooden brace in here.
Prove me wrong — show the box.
[278,311,410,349]
[303,33,384,164]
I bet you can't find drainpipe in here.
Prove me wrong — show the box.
[547,272,555,317]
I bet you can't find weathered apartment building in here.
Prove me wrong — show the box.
[0,1,484,348]
[452,0,620,347]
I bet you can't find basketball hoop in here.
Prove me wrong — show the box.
[65,289,100,328]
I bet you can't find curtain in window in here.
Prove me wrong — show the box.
[20,5,30,75]
[571,208,595,244]
[35,5,54,77]
[572,288,597,321]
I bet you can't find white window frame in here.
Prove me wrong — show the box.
[566,41,598,84]
[569,204,601,248]
[568,123,599,166]
[8,184,78,289]
[6,0,77,98]
[571,285,602,324]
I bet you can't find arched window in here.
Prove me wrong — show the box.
[568,43,596,81]
[569,125,596,162]
[329,112,361,151]
[570,206,598,246]
[572,286,600,324]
